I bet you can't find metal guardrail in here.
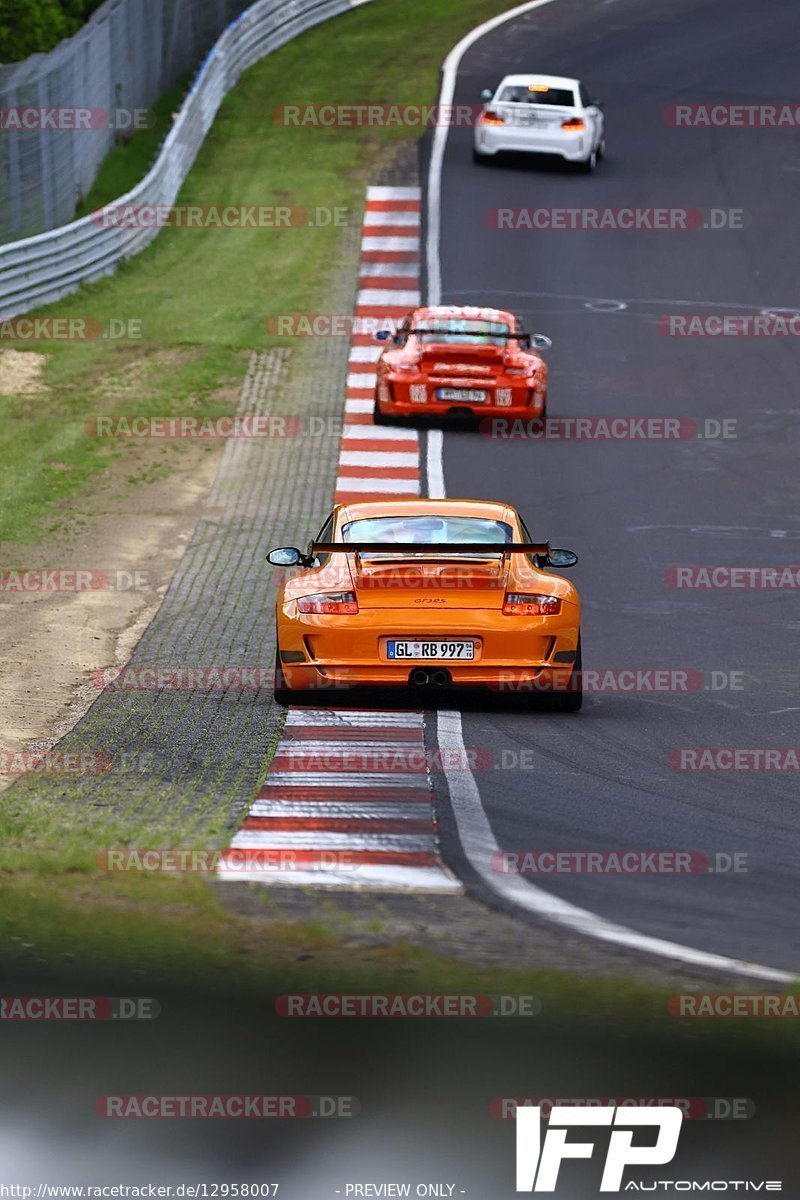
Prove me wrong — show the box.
[0,0,370,318]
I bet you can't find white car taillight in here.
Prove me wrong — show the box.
[297,591,359,615]
[410,384,427,403]
[503,593,561,616]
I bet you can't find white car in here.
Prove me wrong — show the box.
[473,74,605,171]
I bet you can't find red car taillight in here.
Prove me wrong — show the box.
[481,111,505,126]
[503,592,561,616]
[561,117,585,131]
[297,591,359,615]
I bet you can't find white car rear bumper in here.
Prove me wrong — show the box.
[474,124,591,162]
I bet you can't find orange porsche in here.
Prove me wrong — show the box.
[372,304,551,424]
[267,499,581,710]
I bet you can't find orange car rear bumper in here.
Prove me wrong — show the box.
[277,604,579,692]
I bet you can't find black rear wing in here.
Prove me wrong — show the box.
[410,327,529,340]
[313,541,549,556]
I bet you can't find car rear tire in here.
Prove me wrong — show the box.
[273,646,297,707]
[372,397,401,426]
[580,149,598,173]
[549,636,583,712]
[596,136,606,161]
[472,147,490,165]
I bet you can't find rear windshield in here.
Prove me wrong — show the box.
[412,317,511,347]
[342,516,514,546]
[497,85,576,107]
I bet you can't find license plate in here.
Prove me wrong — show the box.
[436,388,487,403]
[387,640,475,660]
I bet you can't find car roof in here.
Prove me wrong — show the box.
[335,498,518,524]
[496,74,580,91]
[410,304,517,326]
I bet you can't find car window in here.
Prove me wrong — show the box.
[313,513,335,563]
[342,516,514,546]
[497,85,577,107]
[412,317,512,347]
[578,83,592,107]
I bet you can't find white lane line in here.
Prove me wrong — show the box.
[367,185,422,200]
[346,372,376,388]
[345,399,374,414]
[250,802,433,819]
[275,740,425,754]
[362,236,420,252]
[349,345,384,362]
[230,831,438,851]
[426,0,559,307]
[356,288,420,307]
[263,772,432,788]
[334,477,419,494]
[363,211,421,227]
[285,710,424,726]
[340,449,419,467]
[218,862,463,890]
[360,261,420,277]
[342,424,418,442]
[436,714,792,983]
[424,0,795,982]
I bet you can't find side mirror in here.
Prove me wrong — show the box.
[547,548,578,568]
[481,88,494,102]
[530,333,552,350]
[373,329,393,342]
[267,546,306,566]
[592,98,604,109]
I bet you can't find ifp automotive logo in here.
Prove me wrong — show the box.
[515,1104,682,1192]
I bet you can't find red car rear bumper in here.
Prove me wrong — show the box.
[375,374,546,418]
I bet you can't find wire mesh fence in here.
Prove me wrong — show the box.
[0,0,365,315]
[0,0,259,243]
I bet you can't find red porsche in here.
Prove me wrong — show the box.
[372,304,551,424]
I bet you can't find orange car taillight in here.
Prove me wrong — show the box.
[481,110,505,126]
[297,591,359,615]
[503,592,561,616]
[561,117,585,131]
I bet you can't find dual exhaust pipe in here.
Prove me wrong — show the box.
[409,667,451,688]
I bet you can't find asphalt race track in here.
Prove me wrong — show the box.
[425,0,800,971]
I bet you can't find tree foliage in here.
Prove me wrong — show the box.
[0,0,106,62]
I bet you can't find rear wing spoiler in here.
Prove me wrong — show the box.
[313,541,549,556]
[410,327,530,340]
